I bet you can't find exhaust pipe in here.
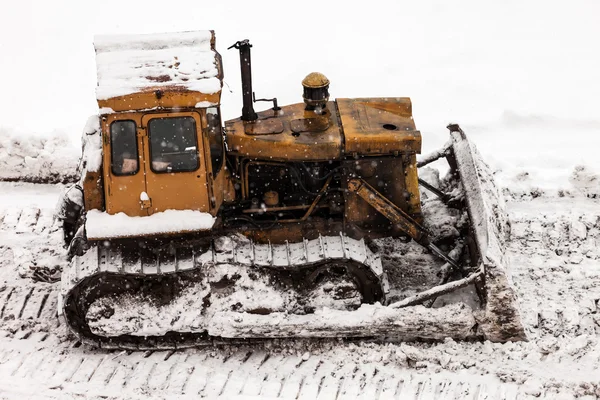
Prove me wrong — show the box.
[228,40,258,121]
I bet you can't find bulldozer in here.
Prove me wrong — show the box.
[57,31,526,349]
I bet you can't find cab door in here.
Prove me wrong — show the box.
[141,111,210,214]
[102,113,149,216]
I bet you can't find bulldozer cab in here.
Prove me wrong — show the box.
[102,110,219,217]
[92,31,225,218]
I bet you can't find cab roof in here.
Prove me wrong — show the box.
[94,30,223,113]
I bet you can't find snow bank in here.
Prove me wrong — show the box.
[94,31,221,100]
[456,113,600,200]
[422,116,600,201]
[0,127,79,183]
[85,209,215,240]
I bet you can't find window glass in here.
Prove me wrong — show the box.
[148,117,199,173]
[110,120,139,176]
[206,107,224,174]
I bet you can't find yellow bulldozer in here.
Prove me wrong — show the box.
[57,31,525,349]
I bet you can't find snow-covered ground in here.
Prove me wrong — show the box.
[1,0,600,398]
[1,183,600,399]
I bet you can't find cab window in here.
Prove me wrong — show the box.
[206,107,224,175]
[110,120,139,176]
[148,117,199,173]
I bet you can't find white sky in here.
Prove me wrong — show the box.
[1,0,599,143]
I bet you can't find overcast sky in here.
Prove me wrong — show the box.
[1,0,599,140]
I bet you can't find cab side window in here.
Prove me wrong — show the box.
[110,120,139,176]
[206,107,224,175]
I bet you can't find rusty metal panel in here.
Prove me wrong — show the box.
[343,157,412,231]
[82,170,104,211]
[225,102,343,162]
[336,98,421,156]
[244,119,284,135]
[98,91,221,114]
[403,154,423,223]
[347,178,424,242]
[290,117,330,133]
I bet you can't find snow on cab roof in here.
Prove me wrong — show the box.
[94,30,222,110]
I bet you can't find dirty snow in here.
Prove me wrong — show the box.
[86,263,296,337]
[86,255,477,341]
[210,302,477,341]
[85,209,216,240]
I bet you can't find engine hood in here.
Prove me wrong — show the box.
[224,97,421,162]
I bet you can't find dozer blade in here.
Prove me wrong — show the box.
[446,124,526,341]
[347,124,527,342]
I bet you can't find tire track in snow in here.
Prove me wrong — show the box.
[508,200,600,339]
[0,334,526,399]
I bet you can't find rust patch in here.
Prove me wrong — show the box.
[290,117,330,133]
[145,75,172,82]
[244,119,284,135]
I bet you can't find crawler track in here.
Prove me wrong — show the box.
[61,234,397,349]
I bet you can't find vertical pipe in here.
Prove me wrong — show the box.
[233,40,258,121]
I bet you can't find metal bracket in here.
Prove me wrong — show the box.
[347,177,459,268]
[347,178,427,242]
